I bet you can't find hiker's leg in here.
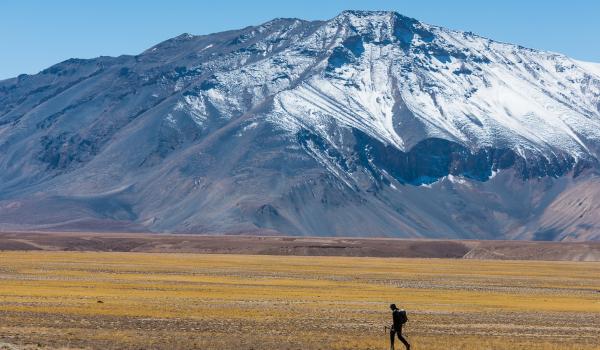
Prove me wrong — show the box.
[389,328,395,349]
[397,330,410,350]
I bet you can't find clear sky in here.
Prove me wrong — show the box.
[1,0,598,79]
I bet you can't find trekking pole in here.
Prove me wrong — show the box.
[384,325,388,350]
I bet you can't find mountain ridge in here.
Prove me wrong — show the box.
[1,10,600,240]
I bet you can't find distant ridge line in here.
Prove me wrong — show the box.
[0,232,598,261]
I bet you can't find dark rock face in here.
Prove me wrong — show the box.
[38,133,99,170]
[297,127,584,186]
[353,132,514,184]
[327,36,365,70]
[0,11,600,240]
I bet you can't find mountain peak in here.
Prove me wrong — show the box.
[339,9,396,16]
[335,9,419,23]
[327,9,432,48]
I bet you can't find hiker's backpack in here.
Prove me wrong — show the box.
[396,309,408,324]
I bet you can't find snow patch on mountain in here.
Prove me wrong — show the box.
[576,60,600,78]
[263,11,600,164]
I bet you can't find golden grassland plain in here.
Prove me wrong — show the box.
[0,252,599,350]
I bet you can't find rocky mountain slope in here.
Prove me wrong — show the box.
[1,11,600,240]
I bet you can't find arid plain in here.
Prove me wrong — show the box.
[0,247,599,350]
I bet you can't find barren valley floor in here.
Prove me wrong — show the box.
[0,251,599,349]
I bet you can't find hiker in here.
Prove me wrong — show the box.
[389,303,410,350]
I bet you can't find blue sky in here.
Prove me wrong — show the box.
[1,0,599,79]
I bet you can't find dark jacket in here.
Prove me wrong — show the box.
[392,309,406,328]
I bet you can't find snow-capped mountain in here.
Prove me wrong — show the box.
[1,10,600,240]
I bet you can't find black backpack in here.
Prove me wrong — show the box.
[394,309,408,324]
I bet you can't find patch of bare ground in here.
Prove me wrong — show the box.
[1,231,599,261]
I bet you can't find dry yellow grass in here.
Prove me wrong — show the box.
[0,251,599,349]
